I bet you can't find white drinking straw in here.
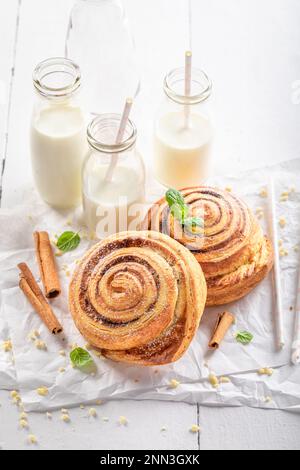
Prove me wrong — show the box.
[105,97,133,183]
[268,177,285,349]
[291,256,300,364]
[184,50,192,128]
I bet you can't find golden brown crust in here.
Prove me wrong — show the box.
[69,231,207,366]
[143,187,274,306]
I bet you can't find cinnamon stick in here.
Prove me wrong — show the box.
[208,311,235,349]
[34,231,61,298]
[18,262,63,335]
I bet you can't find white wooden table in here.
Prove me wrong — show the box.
[0,0,300,450]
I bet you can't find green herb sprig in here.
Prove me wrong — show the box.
[235,331,253,345]
[165,189,203,230]
[70,347,94,368]
[57,231,81,253]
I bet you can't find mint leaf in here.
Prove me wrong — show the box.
[57,231,80,253]
[165,189,203,230]
[70,347,94,368]
[166,189,189,224]
[166,188,186,208]
[235,331,253,345]
[171,203,189,224]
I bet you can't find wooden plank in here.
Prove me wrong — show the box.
[0,0,199,451]
[1,0,74,207]
[0,0,19,203]
[0,391,199,450]
[199,406,300,450]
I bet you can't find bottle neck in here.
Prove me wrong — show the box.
[87,114,137,154]
[33,57,81,100]
[163,67,212,105]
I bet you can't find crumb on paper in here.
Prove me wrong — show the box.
[19,419,28,429]
[219,376,231,384]
[61,413,70,423]
[46,412,52,419]
[66,218,73,227]
[190,424,201,433]
[225,186,232,193]
[119,416,128,425]
[208,374,219,388]
[169,379,180,389]
[279,217,286,228]
[61,408,68,414]
[255,207,264,219]
[55,251,63,257]
[259,188,268,198]
[264,396,272,403]
[36,386,49,397]
[279,248,288,257]
[20,412,27,420]
[161,426,167,432]
[88,408,97,417]
[92,349,102,357]
[95,400,102,405]
[257,367,274,376]
[80,404,85,409]
[35,340,47,351]
[28,330,40,341]
[102,417,109,422]
[10,390,20,399]
[27,434,37,444]
[59,350,66,357]
[294,245,299,253]
[2,340,12,352]
[58,367,66,373]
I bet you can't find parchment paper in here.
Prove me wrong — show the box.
[0,158,300,411]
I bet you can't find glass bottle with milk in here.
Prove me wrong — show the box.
[154,67,213,189]
[82,114,145,239]
[31,58,87,209]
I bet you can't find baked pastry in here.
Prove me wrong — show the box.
[69,231,207,365]
[143,187,273,306]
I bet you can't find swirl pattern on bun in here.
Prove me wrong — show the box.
[69,231,207,365]
[143,187,273,306]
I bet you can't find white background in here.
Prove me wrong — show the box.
[0,0,300,450]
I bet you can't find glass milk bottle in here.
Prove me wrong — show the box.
[154,68,213,189]
[65,0,140,114]
[30,58,87,209]
[82,114,145,239]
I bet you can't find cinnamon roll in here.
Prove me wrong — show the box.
[143,187,273,306]
[69,231,207,365]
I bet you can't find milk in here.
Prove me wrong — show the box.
[154,111,213,189]
[83,165,144,238]
[30,104,87,208]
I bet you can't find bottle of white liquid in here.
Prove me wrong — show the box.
[65,0,140,114]
[154,67,213,189]
[82,114,145,239]
[31,58,87,209]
